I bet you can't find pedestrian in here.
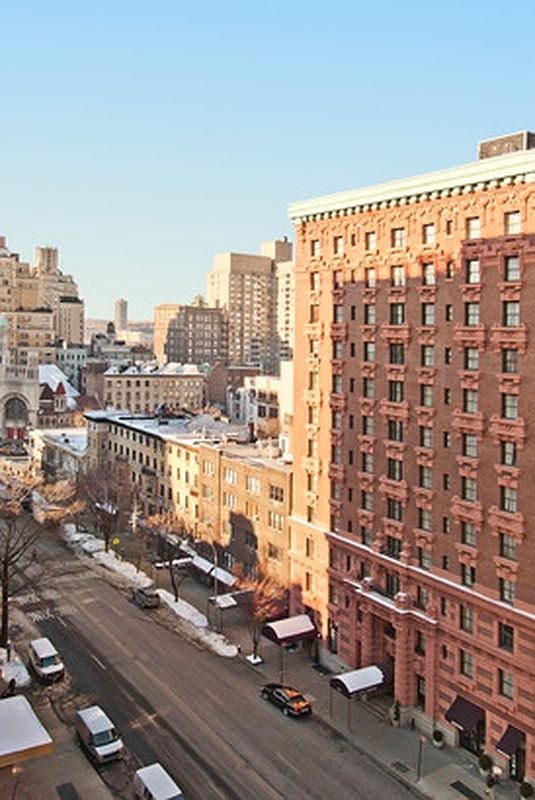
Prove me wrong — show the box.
[1,678,16,698]
[485,772,497,799]
[6,641,11,662]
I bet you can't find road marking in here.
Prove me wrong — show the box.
[274,751,301,776]
[90,652,106,670]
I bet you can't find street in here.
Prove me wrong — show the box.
[14,531,418,800]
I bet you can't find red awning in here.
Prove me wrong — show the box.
[445,696,484,733]
[262,614,318,646]
[496,725,524,757]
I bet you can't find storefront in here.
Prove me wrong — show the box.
[497,725,525,782]
[445,695,485,755]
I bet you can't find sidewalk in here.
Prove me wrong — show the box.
[162,564,521,800]
[0,694,114,800]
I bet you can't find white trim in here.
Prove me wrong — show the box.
[288,149,535,221]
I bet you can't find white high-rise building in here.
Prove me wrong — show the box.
[114,298,128,332]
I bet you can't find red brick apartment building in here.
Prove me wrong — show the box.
[288,133,535,780]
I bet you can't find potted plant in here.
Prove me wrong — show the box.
[520,782,534,799]
[478,753,493,776]
[390,700,401,728]
[432,730,444,749]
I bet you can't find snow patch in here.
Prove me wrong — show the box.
[156,591,238,657]
[0,648,31,688]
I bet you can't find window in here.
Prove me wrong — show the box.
[504,255,520,281]
[445,304,453,322]
[364,267,377,288]
[361,526,373,546]
[462,433,478,458]
[418,507,432,531]
[362,452,374,473]
[387,418,403,442]
[423,224,435,245]
[389,343,405,364]
[364,303,376,324]
[444,388,451,405]
[333,305,344,323]
[443,473,450,490]
[391,265,405,286]
[500,578,516,604]
[498,532,516,563]
[416,676,426,710]
[465,259,480,284]
[461,563,476,587]
[464,348,479,371]
[311,239,321,257]
[446,260,454,278]
[460,605,473,633]
[333,269,343,288]
[459,650,473,677]
[415,630,427,655]
[310,271,320,291]
[332,340,343,360]
[361,490,373,511]
[305,571,313,591]
[461,521,477,547]
[387,458,403,481]
[268,510,284,530]
[350,305,356,321]
[387,497,403,521]
[463,389,478,414]
[422,263,435,285]
[416,586,429,610]
[461,477,477,503]
[465,303,480,326]
[466,216,480,239]
[363,377,375,398]
[385,572,400,598]
[309,303,319,323]
[421,303,435,325]
[443,431,451,448]
[505,211,521,235]
[365,231,376,251]
[332,375,342,393]
[362,415,374,435]
[420,385,433,407]
[503,301,520,327]
[385,536,401,559]
[224,467,237,485]
[391,228,406,248]
[419,465,433,489]
[498,669,514,700]
[500,486,517,513]
[390,303,405,324]
[418,548,431,571]
[363,342,375,362]
[421,345,434,367]
[333,235,344,255]
[305,537,315,558]
[223,491,236,509]
[443,516,451,533]
[502,394,518,420]
[307,405,318,425]
[444,347,452,365]
[307,439,317,458]
[389,380,404,402]
[269,484,284,503]
[331,444,341,463]
[502,349,519,373]
[500,440,516,467]
[498,622,514,653]
[420,426,433,448]
[440,597,448,615]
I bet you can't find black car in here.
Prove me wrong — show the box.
[132,587,160,609]
[260,683,312,717]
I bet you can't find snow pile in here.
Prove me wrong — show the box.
[93,550,152,588]
[157,590,238,658]
[0,647,31,688]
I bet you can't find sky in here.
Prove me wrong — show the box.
[1,0,534,320]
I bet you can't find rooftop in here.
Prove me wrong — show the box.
[84,410,249,444]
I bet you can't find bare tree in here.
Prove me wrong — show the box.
[77,468,131,552]
[146,512,190,602]
[235,567,286,661]
[0,478,84,647]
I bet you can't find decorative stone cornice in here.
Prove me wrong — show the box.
[288,150,535,223]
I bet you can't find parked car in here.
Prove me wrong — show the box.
[75,705,124,764]
[28,637,65,683]
[134,762,184,799]
[132,587,160,609]
[260,683,312,717]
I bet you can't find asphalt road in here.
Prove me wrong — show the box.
[19,534,417,800]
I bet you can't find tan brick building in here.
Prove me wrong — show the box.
[103,363,205,414]
[288,133,535,780]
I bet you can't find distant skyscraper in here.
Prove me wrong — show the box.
[114,298,128,332]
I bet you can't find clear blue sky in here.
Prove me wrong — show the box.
[1,0,534,319]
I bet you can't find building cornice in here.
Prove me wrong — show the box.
[288,150,535,223]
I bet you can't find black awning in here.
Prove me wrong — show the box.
[445,696,484,733]
[496,725,524,757]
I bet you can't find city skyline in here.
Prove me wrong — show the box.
[1,1,534,318]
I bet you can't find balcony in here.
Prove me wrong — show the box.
[331,323,348,340]
[453,324,485,349]
[488,415,526,445]
[489,324,528,354]
[380,323,411,344]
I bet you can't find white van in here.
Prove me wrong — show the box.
[75,705,124,764]
[28,637,64,682]
[134,763,183,799]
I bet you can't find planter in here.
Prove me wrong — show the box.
[432,731,444,749]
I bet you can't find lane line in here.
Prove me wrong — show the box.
[90,652,106,670]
